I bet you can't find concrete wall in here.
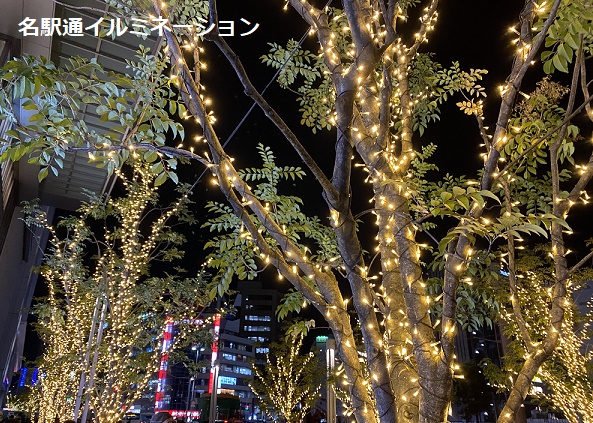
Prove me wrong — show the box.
[0,0,54,56]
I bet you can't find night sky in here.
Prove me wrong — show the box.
[24,0,574,360]
[192,0,526,249]
[194,0,527,208]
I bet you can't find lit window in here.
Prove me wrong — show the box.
[244,325,271,332]
[245,315,272,321]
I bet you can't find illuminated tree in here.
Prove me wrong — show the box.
[1,1,593,423]
[249,331,321,423]
[481,246,593,423]
[23,162,210,423]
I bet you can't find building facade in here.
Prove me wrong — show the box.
[237,281,281,362]
[0,0,161,404]
[152,281,282,421]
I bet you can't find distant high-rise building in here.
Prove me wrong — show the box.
[236,281,281,362]
[154,293,264,420]
[147,280,285,420]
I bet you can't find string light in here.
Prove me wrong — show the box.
[28,162,210,423]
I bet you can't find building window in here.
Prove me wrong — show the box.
[245,304,273,311]
[255,347,269,354]
[222,353,236,361]
[246,295,273,301]
[235,367,252,375]
[244,325,271,332]
[248,336,269,343]
[245,315,271,321]
[224,341,250,351]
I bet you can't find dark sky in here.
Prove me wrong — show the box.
[198,0,526,194]
[194,0,526,237]
[186,0,530,315]
[24,0,549,359]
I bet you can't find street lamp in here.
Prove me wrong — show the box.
[309,323,337,423]
[325,339,336,423]
[208,314,221,423]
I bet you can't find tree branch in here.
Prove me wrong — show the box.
[569,250,593,276]
[407,0,439,59]
[502,178,535,351]
[209,35,339,204]
[579,41,593,122]
[483,0,561,190]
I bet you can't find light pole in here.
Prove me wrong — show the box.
[185,344,201,421]
[186,376,194,420]
[208,362,219,423]
[309,324,337,423]
[325,339,336,423]
[208,314,221,423]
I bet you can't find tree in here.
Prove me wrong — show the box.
[481,246,593,423]
[249,331,322,423]
[22,162,211,423]
[1,1,593,423]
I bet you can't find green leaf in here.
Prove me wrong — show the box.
[441,191,452,201]
[33,76,42,95]
[23,101,38,111]
[557,43,573,63]
[478,190,500,204]
[144,150,158,163]
[452,186,465,197]
[38,167,49,182]
[552,54,569,73]
[169,171,179,184]
[457,196,470,210]
[154,172,167,187]
[563,32,579,50]
[151,162,164,174]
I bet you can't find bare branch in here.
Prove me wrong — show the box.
[502,178,535,351]
[68,144,209,165]
[579,39,593,122]
[569,250,593,276]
